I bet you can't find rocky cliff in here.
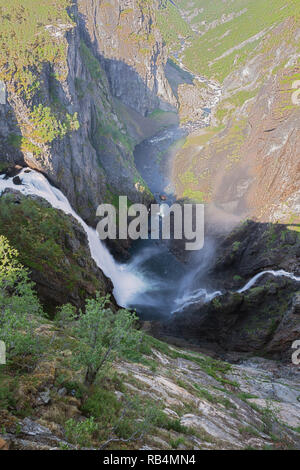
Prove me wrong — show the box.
[0,189,113,313]
[77,0,177,116]
[172,11,300,226]
[0,0,176,225]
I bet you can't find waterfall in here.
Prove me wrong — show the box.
[172,288,222,314]
[238,269,300,293]
[0,169,147,307]
[1,168,300,317]
[172,269,300,313]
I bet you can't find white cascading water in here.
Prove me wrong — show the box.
[0,169,147,307]
[238,269,300,293]
[172,270,300,313]
[1,168,300,315]
[172,288,222,314]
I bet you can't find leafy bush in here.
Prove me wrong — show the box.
[0,236,43,359]
[72,294,142,385]
[65,417,98,448]
[54,303,76,329]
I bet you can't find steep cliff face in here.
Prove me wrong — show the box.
[77,0,177,116]
[0,0,175,224]
[173,16,300,225]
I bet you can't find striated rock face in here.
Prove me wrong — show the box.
[1,328,300,450]
[0,0,176,224]
[173,18,300,225]
[77,0,177,116]
[0,190,113,313]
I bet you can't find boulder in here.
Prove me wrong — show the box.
[0,438,9,450]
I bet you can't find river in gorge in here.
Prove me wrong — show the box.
[1,159,300,322]
[0,58,225,321]
[125,124,219,320]
[1,60,299,320]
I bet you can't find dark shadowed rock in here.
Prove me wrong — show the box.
[12,176,22,185]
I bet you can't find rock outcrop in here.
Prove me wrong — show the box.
[0,190,113,313]
[164,220,300,359]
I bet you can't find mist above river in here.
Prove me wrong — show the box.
[122,123,219,320]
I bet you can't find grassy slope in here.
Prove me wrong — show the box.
[157,0,300,82]
[0,0,73,97]
[1,321,299,450]
[155,0,193,51]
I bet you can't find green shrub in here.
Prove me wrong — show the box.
[155,411,189,434]
[0,236,43,360]
[81,388,121,422]
[170,437,186,449]
[65,417,98,448]
[29,104,79,144]
[54,303,77,329]
[72,294,143,385]
[0,374,17,410]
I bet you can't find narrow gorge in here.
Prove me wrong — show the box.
[0,0,300,452]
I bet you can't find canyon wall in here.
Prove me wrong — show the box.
[173,16,300,225]
[0,0,175,224]
[77,0,177,116]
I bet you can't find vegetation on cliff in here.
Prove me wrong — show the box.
[0,0,79,147]
[0,0,73,96]
[156,0,300,81]
[0,192,110,312]
[156,0,192,52]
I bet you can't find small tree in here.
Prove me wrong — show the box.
[0,235,43,359]
[72,294,142,386]
[54,303,77,329]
